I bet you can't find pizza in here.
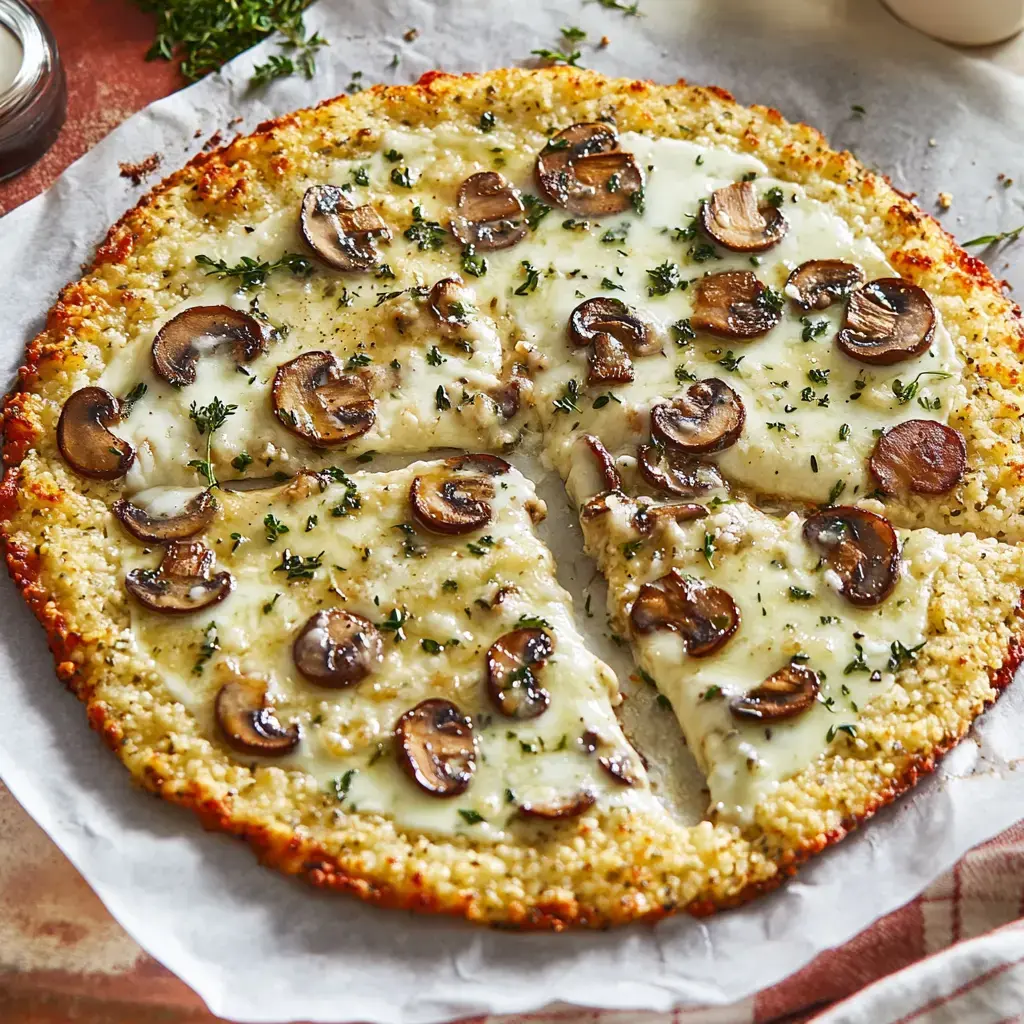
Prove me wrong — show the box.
[3,66,1024,930]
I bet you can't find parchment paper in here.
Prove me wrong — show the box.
[1,1,1024,1021]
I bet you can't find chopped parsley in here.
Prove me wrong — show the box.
[522,194,551,230]
[646,260,681,296]
[671,318,695,345]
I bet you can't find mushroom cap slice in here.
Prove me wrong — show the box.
[629,568,740,657]
[429,276,472,328]
[570,433,622,500]
[598,752,641,786]
[112,490,218,543]
[395,698,476,797]
[125,540,234,614]
[637,444,725,497]
[588,333,634,385]
[633,501,708,535]
[568,297,659,356]
[519,789,596,820]
[272,351,376,446]
[534,122,643,216]
[293,609,384,688]
[650,378,745,455]
[700,181,788,253]
[56,387,135,480]
[409,454,509,536]
[450,171,527,252]
[803,505,901,607]
[300,184,391,271]
[486,627,554,719]
[837,278,936,365]
[787,259,866,310]
[730,664,820,722]
[215,677,300,756]
[691,270,782,339]
[151,305,272,388]
[869,419,966,495]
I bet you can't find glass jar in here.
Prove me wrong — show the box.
[0,0,66,182]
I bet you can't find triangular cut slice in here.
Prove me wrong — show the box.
[576,475,1024,855]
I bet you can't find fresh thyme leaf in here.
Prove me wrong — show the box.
[479,111,496,132]
[671,318,695,345]
[826,723,857,742]
[331,769,357,801]
[764,186,785,208]
[552,378,581,414]
[588,0,642,14]
[646,260,681,296]
[788,586,813,600]
[561,25,587,42]
[516,613,552,629]
[800,316,829,341]
[531,47,583,67]
[888,639,926,671]
[404,205,447,250]
[120,382,148,418]
[192,622,219,675]
[825,479,847,506]
[717,350,744,372]
[515,260,542,295]
[378,606,410,642]
[522,194,552,230]
[195,252,312,290]
[390,165,416,189]
[891,370,953,405]
[458,809,485,824]
[702,531,716,567]
[264,513,289,544]
[426,345,446,367]
[461,245,488,277]
[231,451,253,472]
[963,224,1024,247]
[435,385,452,411]
[188,397,237,488]
[273,549,323,581]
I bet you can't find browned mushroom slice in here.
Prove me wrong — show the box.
[637,444,725,497]
[650,378,745,455]
[787,260,866,310]
[272,351,376,445]
[869,420,966,495]
[837,278,936,365]
[535,122,643,216]
[633,501,708,535]
[729,664,820,722]
[56,387,135,480]
[293,609,384,688]
[395,698,476,797]
[629,569,739,657]
[568,297,659,356]
[579,489,631,523]
[152,306,272,388]
[409,454,509,535]
[519,789,596,820]
[486,628,553,719]
[691,271,782,339]
[215,677,300,756]
[598,752,641,786]
[429,276,473,328]
[125,540,233,614]
[700,181,788,253]
[450,171,527,251]
[803,506,900,607]
[300,184,391,271]
[570,433,622,500]
[588,333,634,385]
[112,490,217,543]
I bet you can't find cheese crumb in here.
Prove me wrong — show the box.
[937,191,953,210]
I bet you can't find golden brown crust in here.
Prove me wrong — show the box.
[3,67,1024,928]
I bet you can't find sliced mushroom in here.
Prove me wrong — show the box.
[650,378,745,455]
[803,506,900,607]
[633,501,708,535]
[272,351,376,446]
[300,184,391,271]
[429,276,473,328]
[579,489,631,523]
[588,333,634,385]
[787,260,866,311]
[534,123,643,217]
[729,664,820,722]
[700,181,787,253]
[409,454,509,535]
[152,306,272,388]
[112,490,217,543]
[869,420,966,495]
[568,297,660,356]
[837,278,936,365]
[215,677,300,756]
[569,433,622,502]
[598,752,641,786]
[450,172,527,251]
[637,444,725,497]
[486,627,553,719]
[519,789,596,820]
[56,387,135,480]
[125,540,233,614]
[395,698,476,797]
[293,609,384,688]
[691,270,782,339]
[629,569,740,657]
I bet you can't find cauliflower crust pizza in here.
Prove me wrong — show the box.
[3,67,1024,930]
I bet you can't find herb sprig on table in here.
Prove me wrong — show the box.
[133,0,328,85]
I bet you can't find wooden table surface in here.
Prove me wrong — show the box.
[1,3,1022,1022]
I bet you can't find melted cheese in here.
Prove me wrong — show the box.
[124,462,653,839]
[99,128,959,504]
[581,496,947,822]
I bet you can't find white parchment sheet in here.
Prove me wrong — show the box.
[1,1,1024,1021]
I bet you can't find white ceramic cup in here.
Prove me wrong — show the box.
[883,0,1024,45]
